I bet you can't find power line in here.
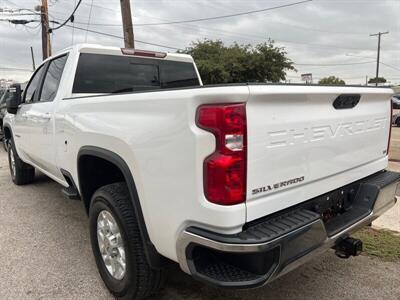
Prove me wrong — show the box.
[63,22,366,54]
[71,0,76,45]
[260,20,368,36]
[49,0,62,7]
[48,15,374,52]
[0,18,37,24]
[43,1,378,52]
[1,0,393,63]
[47,0,119,12]
[82,2,118,12]
[54,19,121,27]
[0,12,40,16]
[44,7,368,37]
[63,24,183,50]
[134,0,312,26]
[0,67,33,72]
[294,61,376,66]
[1,16,179,50]
[49,0,82,31]
[70,0,312,21]
[272,38,372,51]
[205,0,372,36]
[380,61,400,73]
[346,54,400,72]
[85,0,94,42]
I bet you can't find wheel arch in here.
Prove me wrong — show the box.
[77,146,165,269]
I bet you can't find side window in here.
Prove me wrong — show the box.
[24,65,45,103]
[160,61,200,88]
[39,55,68,102]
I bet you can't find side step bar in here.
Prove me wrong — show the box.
[61,186,81,200]
[60,169,81,200]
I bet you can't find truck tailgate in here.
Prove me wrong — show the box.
[246,85,393,222]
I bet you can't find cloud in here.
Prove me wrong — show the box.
[0,0,399,84]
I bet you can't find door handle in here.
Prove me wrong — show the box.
[42,113,51,121]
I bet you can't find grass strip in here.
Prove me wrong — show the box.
[353,227,400,262]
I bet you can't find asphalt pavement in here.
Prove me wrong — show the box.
[0,148,399,300]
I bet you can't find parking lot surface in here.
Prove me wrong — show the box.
[1,143,400,299]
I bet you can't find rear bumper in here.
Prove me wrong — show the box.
[176,170,400,288]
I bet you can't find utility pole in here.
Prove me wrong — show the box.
[30,46,36,71]
[39,0,51,60]
[120,0,134,48]
[370,31,389,86]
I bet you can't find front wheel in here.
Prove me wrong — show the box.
[89,182,163,300]
[7,138,35,185]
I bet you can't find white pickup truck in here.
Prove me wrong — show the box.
[3,44,399,299]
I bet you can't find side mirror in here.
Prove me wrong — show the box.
[6,83,22,114]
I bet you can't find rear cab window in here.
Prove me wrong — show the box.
[72,53,200,94]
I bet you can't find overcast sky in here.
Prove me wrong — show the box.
[0,0,399,85]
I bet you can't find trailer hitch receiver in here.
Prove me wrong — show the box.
[335,237,363,259]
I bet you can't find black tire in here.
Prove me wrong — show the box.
[396,118,400,127]
[7,138,35,185]
[89,182,164,300]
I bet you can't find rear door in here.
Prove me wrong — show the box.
[245,85,393,221]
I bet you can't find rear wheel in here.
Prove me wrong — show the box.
[7,138,35,185]
[89,182,164,300]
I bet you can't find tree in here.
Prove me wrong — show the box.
[368,77,387,84]
[182,39,295,85]
[318,76,345,85]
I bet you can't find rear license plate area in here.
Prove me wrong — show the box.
[306,183,359,223]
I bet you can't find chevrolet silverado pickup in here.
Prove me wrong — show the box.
[3,44,399,300]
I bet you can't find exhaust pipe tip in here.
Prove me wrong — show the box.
[334,237,363,259]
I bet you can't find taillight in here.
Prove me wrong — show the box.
[387,99,393,156]
[196,103,247,205]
